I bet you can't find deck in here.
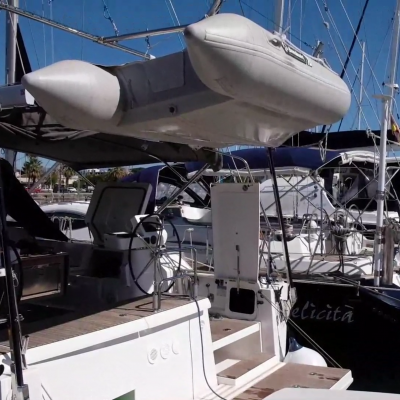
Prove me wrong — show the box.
[234,363,350,399]
[0,295,192,352]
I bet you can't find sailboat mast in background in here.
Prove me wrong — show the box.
[358,41,365,130]
[373,0,400,286]
[274,0,285,33]
[387,0,400,115]
[4,0,18,168]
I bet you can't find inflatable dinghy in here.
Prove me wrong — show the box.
[22,14,350,148]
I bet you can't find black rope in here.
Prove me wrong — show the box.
[320,0,371,135]
[267,148,293,287]
[238,0,245,16]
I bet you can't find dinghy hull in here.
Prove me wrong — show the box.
[22,15,350,148]
[185,14,350,128]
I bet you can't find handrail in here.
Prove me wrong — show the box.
[102,0,224,43]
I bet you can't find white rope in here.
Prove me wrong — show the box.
[165,0,185,50]
[338,0,385,97]
[41,0,47,66]
[321,1,380,125]
[23,0,40,68]
[314,0,377,128]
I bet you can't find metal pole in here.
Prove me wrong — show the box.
[267,148,293,286]
[0,165,28,399]
[373,96,390,287]
[4,0,19,167]
[0,2,150,59]
[312,41,324,58]
[320,0,370,135]
[102,0,223,43]
[388,0,400,115]
[274,0,285,34]
[372,0,400,286]
[157,164,210,214]
[59,164,63,194]
[28,162,59,194]
[103,25,189,43]
[5,0,18,85]
[0,0,222,48]
[382,225,394,286]
[358,41,365,130]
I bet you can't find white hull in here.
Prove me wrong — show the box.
[185,14,350,130]
[0,287,353,400]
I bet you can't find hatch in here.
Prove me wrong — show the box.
[85,182,152,247]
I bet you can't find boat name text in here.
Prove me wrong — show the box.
[291,301,354,323]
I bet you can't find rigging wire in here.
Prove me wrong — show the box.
[331,2,381,126]
[299,0,304,49]
[286,0,300,41]
[362,14,393,115]
[41,0,47,66]
[336,0,387,108]
[315,0,378,129]
[257,290,341,368]
[164,0,185,50]
[238,0,245,16]
[343,68,362,131]
[240,0,314,50]
[23,0,40,68]
[383,14,395,92]
[337,0,371,81]
[102,0,119,36]
[81,0,86,59]
[314,2,375,129]
[49,0,54,64]
[318,0,371,134]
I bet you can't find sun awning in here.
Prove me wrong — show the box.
[0,106,222,170]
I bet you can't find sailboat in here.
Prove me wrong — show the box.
[0,0,399,399]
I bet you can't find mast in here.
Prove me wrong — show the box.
[388,0,400,115]
[373,0,400,287]
[358,41,365,130]
[274,0,284,34]
[4,0,18,168]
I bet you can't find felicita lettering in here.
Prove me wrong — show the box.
[291,301,354,323]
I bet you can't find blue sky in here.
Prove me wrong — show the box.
[0,0,399,169]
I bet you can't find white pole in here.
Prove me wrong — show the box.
[373,95,390,287]
[4,0,19,168]
[358,41,365,130]
[388,0,400,115]
[372,0,400,286]
[274,0,285,34]
[5,0,18,85]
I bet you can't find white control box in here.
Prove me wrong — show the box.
[0,84,35,109]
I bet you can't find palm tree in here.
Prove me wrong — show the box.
[22,156,43,184]
[45,171,58,188]
[62,166,75,187]
[106,167,127,182]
